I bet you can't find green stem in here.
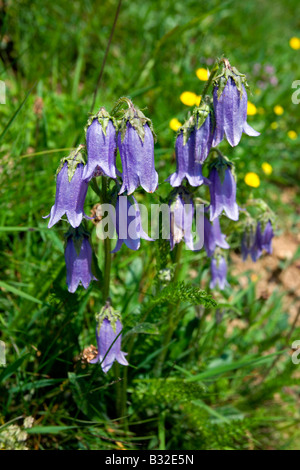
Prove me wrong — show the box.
[90,0,122,112]
[153,242,183,377]
[110,96,134,117]
[201,59,220,98]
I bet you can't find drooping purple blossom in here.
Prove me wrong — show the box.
[82,118,117,181]
[65,234,97,293]
[169,190,194,251]
[209,166,239,222]
[210,256,229,290]
[195,112,214,164]
[204,215,230,257]
[112,195,152,253]
[262,220,274,254]
[118,123,158,195]
[90,318,128,374]
[46,162,89,228]
[213,78,260,147]
[168,131,206,187]
[242,220,273,262]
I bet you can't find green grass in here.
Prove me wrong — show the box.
[0,0,299,450]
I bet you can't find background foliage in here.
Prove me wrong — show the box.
[0,0,299,450]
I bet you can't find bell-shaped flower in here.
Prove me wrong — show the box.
[64,229,97,293]
[167,131,206,187]
[208,163,239,222]
[262,220,274,254]
[82,109,117,181]
[194,101,215,163]
[210,256,229,290]
[112,195,152,253]
[45,146,89,228]
[213,67,260,147]
[117,104,158,195]
[242,220,273,261]
[169,189,194,250]
[204,215,230,257]
[90,305,128,374]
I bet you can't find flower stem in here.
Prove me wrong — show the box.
[90,0,123,113]
[153,242,183,377]
[201,59,221,98]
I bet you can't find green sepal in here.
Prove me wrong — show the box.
[194,100,211,130]
[56,144,86,182]
[85,107,118,136]
[209,153,234,185]
[213,61,249,100]
[64,225,91,257]
[96,301,121,334]
[117,100,156,144]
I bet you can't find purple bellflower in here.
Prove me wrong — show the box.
[242,220,274,261]
[167,131,206,187]
[210,256,229,290]
[193,100,215,163]
[241,223,262,262]
[212,65,260,147]
[117,104,158,195]
[195,111,214,164]
[262,220,274,254]
[82,109,117,181]
[90,304,128,374]
[204,215,230,257]
[45,146,89,228]
[208,163,239,222]
[64,230,97,293]
[169,189,194,251]
[112,195,152,253]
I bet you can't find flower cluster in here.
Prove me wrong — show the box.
[43,58,274,374]
[166,59,262,289]
[44,98,159,373]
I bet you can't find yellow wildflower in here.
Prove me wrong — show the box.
[289,37,300,50]
[262,162,273,175]
[196,68,209,81]
[244,172,260,188]
[169,118,182,131]
[274,105,284,115]
[288,130,297,140]
[247,102,257,116]
[257,107,265,115]
[270,122,278,130]
[180,91,198,106]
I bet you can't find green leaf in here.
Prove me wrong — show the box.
[0,281,43,305]
[0,354,30,384]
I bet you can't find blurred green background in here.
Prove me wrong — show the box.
[0,0,299,450]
